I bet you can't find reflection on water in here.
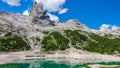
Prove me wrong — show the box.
[0,59,120,68]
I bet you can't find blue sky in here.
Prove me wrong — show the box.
[0,0,120,29]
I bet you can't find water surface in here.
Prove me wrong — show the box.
[0,59,120,68]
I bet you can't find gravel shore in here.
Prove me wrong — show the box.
[0,48,120,65]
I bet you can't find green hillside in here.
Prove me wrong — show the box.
[0,30,120,54]
[41,30,120,54]
[0,32,31,52]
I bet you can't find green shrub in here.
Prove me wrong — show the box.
[64,30,88,45]
[41,31,69,51]
[83,33,120,54]
[0,33,31,52]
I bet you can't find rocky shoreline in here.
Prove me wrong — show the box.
[0,49,120,65]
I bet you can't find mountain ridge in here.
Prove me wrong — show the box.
[0,2,120,54]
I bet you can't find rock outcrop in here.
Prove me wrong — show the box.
[30,1,54,27]
[30,1,44,17]
[0,12,31,33]
[54,19,90,32]
[65,19,90,31]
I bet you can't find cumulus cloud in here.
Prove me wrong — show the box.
[100,24,120,32]
[100,24,111,32]
[59,8,68,14]
[35,0,68,13]
[111,25,120,31]
[23,10,30,16]
[2,0,21,6]
[47,13,59,21]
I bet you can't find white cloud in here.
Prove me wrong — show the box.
[23,10,30,16]
[2,0,21,6]
[100,24,120,32]
[47,13,59,21]
[100,24,111,32]
[35,0,68,13]
[111,25,120,31]
[59,8,68,14]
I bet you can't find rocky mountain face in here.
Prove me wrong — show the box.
[0,2,56,49]
[0,2,120,53]
[30,1,54,27]
[0,1,54,33]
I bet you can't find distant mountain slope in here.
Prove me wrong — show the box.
[0,2,120,54]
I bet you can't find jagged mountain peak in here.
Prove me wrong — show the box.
[30,1,54,27]
[30,1,44,17]
[64,19,90,31]
[65,19,81,25]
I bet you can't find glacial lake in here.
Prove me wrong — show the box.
[0,59,120,68]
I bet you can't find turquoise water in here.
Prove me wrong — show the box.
[0,59,120,68]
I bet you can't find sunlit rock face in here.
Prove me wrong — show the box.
[30,1,44,17]
[30,1,54,27]
[0,1,55,33]
[65,19,90,31]
[54,19,90,32]
[0,12,31,34]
